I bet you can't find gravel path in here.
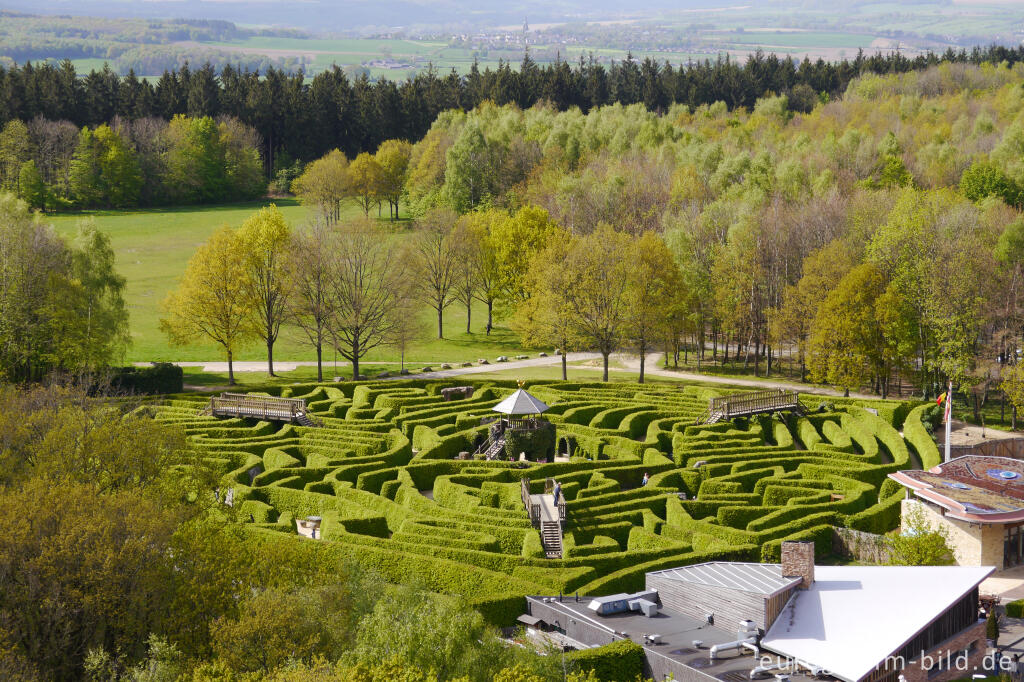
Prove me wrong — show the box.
[150,351,870,398]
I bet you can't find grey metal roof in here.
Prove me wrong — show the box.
[649,562,801,595]
[492,389,550,415]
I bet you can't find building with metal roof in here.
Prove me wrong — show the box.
[521,542,994,682]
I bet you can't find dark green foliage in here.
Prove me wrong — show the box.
[961,160,1021,208]
[109,362,184,395]
[147,380,933,635]
[987,610,1000,643]
[1006,599,1024,618]
[567,639,645,681]
[505,421,556,461]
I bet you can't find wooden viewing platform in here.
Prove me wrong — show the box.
[699,388,804,425]
[209,393,319,426]
[522,478,566,559]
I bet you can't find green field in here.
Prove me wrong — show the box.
[48,201,530,365]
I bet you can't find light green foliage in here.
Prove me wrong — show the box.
[163,115,265,205]
[17,160,47,210]
[886,504,954,566]
[0,119,31,191]
[48,223,130,373]
[70,124,142,207]
[0,195,130,380]
[237,204,292,374]
[160,223,255,383]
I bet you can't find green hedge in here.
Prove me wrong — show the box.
[160,380,929,628]
[567,640,645,682]
[505,421,556,460]
[904,404,941,469]
[760,524,834,562]
[1006,599,1024,618]
[110,362,184,395]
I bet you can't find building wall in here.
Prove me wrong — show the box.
[646,574,773,631]
[903,499,1003,567]
[947,438,1024,460]
[900,620,987,682]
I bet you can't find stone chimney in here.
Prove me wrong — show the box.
[781,541,815,589]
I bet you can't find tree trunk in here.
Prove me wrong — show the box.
[437,308,444,339]
[561,352,567,381]
[486,300,493,335]
[352,355,359,381]
[267,339,275,376]
[602,351,610,382]
[466,299,472,334]
[227,349,235,386]
[316,342,323,383]
[638,344,646,384]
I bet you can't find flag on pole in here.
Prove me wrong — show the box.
[943,386,952,424]
[936,392,946,406]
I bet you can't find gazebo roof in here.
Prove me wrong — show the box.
[492,388,550,416]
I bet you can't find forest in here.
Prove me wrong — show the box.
[281,60,1024,412]
[7,59,1024,409]
[6,45,1024,183]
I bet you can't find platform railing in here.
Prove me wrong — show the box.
[708,389,799,420]
[210,393,307,421]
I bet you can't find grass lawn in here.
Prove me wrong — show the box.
[46,199,531,365]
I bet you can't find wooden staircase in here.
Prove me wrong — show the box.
[541,520,562,559]
[522,477,565,559]
[295,412,320,428]
[483,437,505,459]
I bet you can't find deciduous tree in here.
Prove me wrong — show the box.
[375,138,412,220]
[237,205,292,376]
[561,225,632,381]
[414,209,459,339]
[348,152,383,217]
[330,219,408,379]
[288,221,338,382]
[292,149,350,225]
[160,225,254,385]
[625,232,684,383]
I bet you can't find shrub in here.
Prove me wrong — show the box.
[505,421,556,460]
[567,639,645,682]
[109,362,184,395]
[1006,599,1024,618]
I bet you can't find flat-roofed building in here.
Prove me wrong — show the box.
[522,542,994,682]
[889,455,1024,567]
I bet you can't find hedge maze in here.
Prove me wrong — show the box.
[151,380,938,624]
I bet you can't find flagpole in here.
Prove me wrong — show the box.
[944,379,953,463]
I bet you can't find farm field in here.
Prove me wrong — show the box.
[47,201,531,365]
[157,378,933,623]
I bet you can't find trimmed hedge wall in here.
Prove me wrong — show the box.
[567,639,645,682]
[111,362,184,395]
[159,379,927,629]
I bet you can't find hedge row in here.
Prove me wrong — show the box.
[152,379,928,628]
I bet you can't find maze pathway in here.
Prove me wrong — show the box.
[150,379,938,623]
